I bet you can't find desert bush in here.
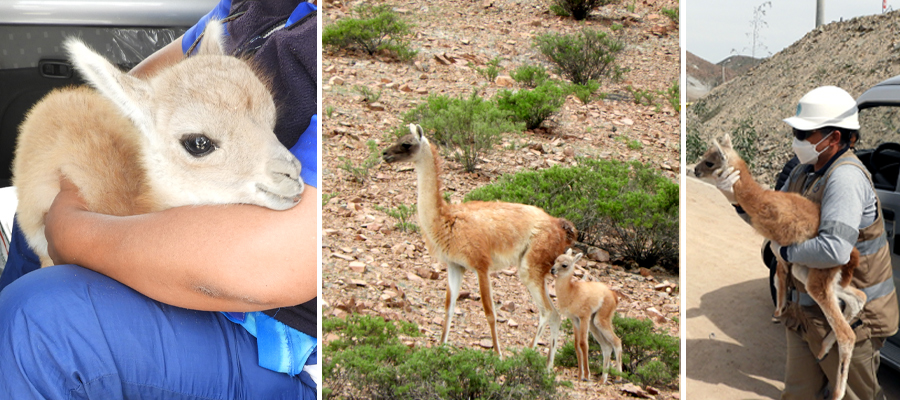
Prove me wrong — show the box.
[339,139,381,184]
[464,158,678,271]
[323,4,417,61]
[554,315,678,387]
[511,65,550,88]
[626,85,654,106]
[730,117,759,168]
[324,314,562,399]
[685,127,706,164]
[661,7,679,24]
[473,57,502,82]
[535,28,626,85]
[354,85,383,103]
[552,0,618,20]
[664,80,680,112]
[569,80,600,104]
[401,91,523,172]
[375,203,418,232]
[496,80,568,130]
[615,315,679,387]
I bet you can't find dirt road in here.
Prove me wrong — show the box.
[686,176,786,399]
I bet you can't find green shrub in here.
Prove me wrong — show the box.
[569,80,600,104]
[473,57,502,82]
[553,315,679,387]
[664,80,680,112]
[324,314,562,399]
[552,0,618,20]
[375,203,418,232]
[511,65,550,88]
[661,7,679,24]
[549,4,570,17]
[496,81,568,130]
[323,4,417,61]
[339,139,381,184]
[731,117,759,168]
[354,85,383,103]
[610,22,623,31]
[535,28,627,85]
[626,85,654,106]
[465,158,678,271]
[615,315,679,387]
[685,127,706,164]
[402,91,523,172]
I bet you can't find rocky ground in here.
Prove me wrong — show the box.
[320,0,681,398]
[686,10,900,185]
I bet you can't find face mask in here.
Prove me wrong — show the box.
[792,131,833,164]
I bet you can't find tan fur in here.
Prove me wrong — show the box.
[694,134,866,400]
[383,124,577,368]
[551,249,622,383]
[12,20,304,267]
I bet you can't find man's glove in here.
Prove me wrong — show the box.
[715,166,740,204]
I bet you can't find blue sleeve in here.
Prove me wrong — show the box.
[291,115,318,189]
[0,218,41,292]
[181,0,233,55]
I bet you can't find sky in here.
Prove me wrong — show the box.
[686,0,900,64]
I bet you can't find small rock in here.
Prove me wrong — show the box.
[434,54,452,65]
[587,247,610,262]
[479,339,493,348]
[501,268,517,276]
[530,19,542,27]
[432,316,444,326]
[639,267,653,277]
[367,102,386,111]
[500,301,516,312]
[407,272,424,283]
[350,279,367,287]
[348,261,366,273]
[508,319,519,327]
[328,76,344,86]
[384,82,399,90]
[494,75,516,87]
[400,83,413,92]
[415,87,429,95]
[646,307,667,324]
[563,147,575,158]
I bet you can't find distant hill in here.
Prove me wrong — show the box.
[686,52,763,101]
[686,11,900,186]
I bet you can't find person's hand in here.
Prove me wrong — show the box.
[44,176,88,264]
[715,166,740,204]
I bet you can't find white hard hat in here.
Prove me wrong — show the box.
[783,86,860,131]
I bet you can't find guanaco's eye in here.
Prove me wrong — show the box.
[705,161,714,168]
[182,134,217,157]
[402,143,413,149]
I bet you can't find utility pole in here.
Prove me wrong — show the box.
[816,0,824,27]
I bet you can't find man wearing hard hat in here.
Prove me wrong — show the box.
[716,86,899,399]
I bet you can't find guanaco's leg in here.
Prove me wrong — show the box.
[774,260,790,317]
[441,262,466,344]
[476,268,502,358]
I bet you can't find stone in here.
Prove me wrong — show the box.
[348,261,366,273]
[367,102,386,111]
[494,75,516,87]
[328,76,344,86]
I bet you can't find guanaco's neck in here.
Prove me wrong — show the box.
[729,156,765,210]
[414,143,449,238]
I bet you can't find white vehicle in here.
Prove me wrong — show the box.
[854,75,900,371]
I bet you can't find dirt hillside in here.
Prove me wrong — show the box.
[321,0,680,398]
[686,11,900,185]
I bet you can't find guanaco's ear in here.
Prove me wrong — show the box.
[572,252,583,264]
[416,124,425,140]
[565,248,573,256]
[196,19,226,56]
[713,137,729,162]
[65,37,153,135]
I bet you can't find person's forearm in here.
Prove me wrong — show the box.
[48,186,318,312]
[129,36,186,78]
